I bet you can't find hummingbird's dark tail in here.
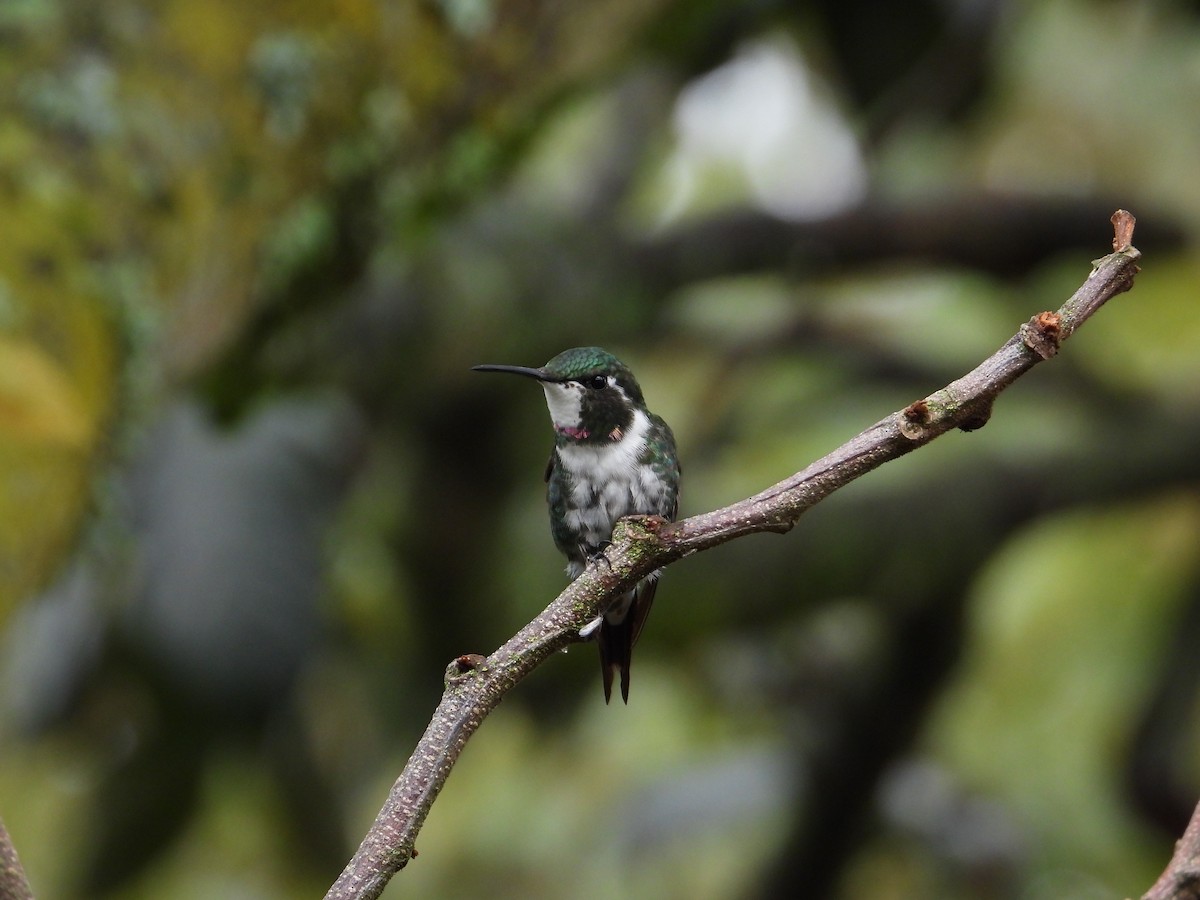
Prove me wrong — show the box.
[598,618,631,705]
[597,579,658,704]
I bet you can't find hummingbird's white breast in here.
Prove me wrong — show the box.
[554,408,670,551]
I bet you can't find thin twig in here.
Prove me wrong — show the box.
[325,211,1142,900]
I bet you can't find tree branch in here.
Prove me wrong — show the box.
[1143,799,1200,900]
[325,210,1142,900]
[0,818,34,900]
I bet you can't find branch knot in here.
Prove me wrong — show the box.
[446,654,486,686]
[899,399,932,440]
[1021,311,1063,360]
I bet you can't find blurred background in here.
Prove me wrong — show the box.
[2,0,1199,897]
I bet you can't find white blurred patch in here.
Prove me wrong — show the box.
[662,37,866,222]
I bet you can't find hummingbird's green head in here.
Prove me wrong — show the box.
[473,346,646,442]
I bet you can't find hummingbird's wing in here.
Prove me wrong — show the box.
[627,575,658,651]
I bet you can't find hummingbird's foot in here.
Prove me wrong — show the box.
[578,614,604,640]
[585,541,613,571]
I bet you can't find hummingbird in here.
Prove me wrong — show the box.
[473,347,680,703]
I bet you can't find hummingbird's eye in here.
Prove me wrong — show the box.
[584,375,608,390]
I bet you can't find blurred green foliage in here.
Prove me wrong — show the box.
[3,0,1200,898]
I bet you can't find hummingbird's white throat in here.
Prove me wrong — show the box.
[541,376,621,437]
[540,381,585,432]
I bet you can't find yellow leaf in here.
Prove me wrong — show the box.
[0,337,91,447]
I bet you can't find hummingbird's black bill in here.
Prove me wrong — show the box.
[471,364,548,381]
